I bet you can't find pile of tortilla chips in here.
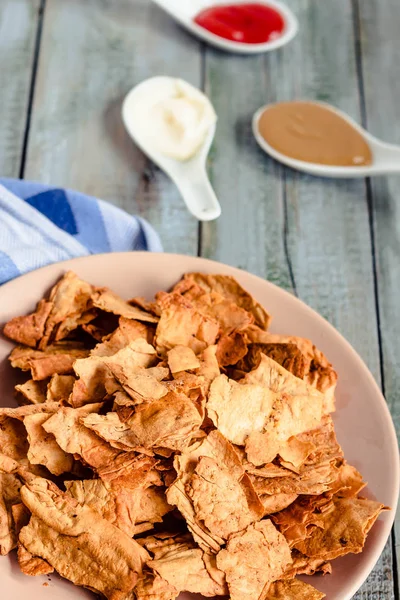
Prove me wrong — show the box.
[0,271,386,600]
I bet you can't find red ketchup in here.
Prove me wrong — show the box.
[193,3,285,44]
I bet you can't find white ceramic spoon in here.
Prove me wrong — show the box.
[253,102,400,178]
[150,0,298,54]
[122,78,221,222]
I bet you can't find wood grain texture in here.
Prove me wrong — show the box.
[23,0,201,254]
[356,0,400,584]
[0,0,40,176]
[202,1,394,597]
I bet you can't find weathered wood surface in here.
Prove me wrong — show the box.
[357,0,400,580]
[0,0,40,177]
[2,0,399,597]
[24,0,200,255]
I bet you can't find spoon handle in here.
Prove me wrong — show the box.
[175,169,221,221]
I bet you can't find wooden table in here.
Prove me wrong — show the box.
[1,0,399,596]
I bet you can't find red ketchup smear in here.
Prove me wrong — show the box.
[193,3,285,44]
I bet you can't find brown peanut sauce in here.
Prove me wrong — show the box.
[257,101,373,167]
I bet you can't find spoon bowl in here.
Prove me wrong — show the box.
[122,77,221,221]
[253,101,400,178]
[151,0,298,54]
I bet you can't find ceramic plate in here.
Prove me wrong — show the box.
[0,252,398,600]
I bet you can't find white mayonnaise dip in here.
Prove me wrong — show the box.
[125,77,217,161]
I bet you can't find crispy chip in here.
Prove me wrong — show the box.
[82,411,154,453]
[116,391,202,453]
[3,300,53,348]
[145,533,227,597]
[91,317,154,357]
[12,502,55,576]
[265,578,325,600]
[92,288,159,323]
[20,477,149,599]
[46,374,75,402]
[0,472,22,554]
[155,292,219,356]
[65,479,171,536]
[294,497,386,560]
[167,346,201,373]
[237,343,307,379]
[173,273,271,330]
[40,271,94,348]
[216,520,292,600]
[24,413,74,476]
[15,379,47,405]
[245,330,337,413]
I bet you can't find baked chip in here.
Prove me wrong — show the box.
[24,413,75,476]
[265,578,325,600]
[91,288,159,323]
[15,380,47,405]
[19,477,149,599]
[216,520,292,600]
[155,292,219,356]
[144,533,227,597]
[173,273,271,330]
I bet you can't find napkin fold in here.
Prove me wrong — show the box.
[0,178,162,286]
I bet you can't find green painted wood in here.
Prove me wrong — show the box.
[202,0,394,596]
[0,0,40,176]
[23,0,200,254]
[357,0,400,587]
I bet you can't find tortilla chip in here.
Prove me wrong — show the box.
[243,355,324,465]
[10,501,54,575]
[0,403,59,421]
[92,288,159,323]
[0,472,23,554]
[207,374,275,446]
[173,273,271,330]
[19,477,149,599]
[118,391,202,452]
[3,300,53,348]
[46,374,75,402]
[278,436,316,471]
[216,330,248,367]
[134,570,178,600]
[105,362,167,405]
[282,551,331,578]
[145,533,227,597]
[155,292,219,356]
[82,411,153,453]
[237,343,307,380]
[9,343,88,378]
[72,338,155,405]
[259,493,298,516]
[42,405,120,470]
[187,456,264,539]
[39,271,94,348]
[17,542,55,576]
[15,379,47,405]
[245,330,337,413]
[65,479,171,537]
[91,316,154,357]
[216,520,292,600]
[294,497,386,560]
[167,346,200,373]
[24,413,75,476]
[265,578,325,600]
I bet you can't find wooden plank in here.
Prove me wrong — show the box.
[202,0,393,597]
[356,0,400,586]
[0,0,40,176]
[23,0,201,254]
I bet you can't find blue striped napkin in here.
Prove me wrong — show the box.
[0,178,162,285]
